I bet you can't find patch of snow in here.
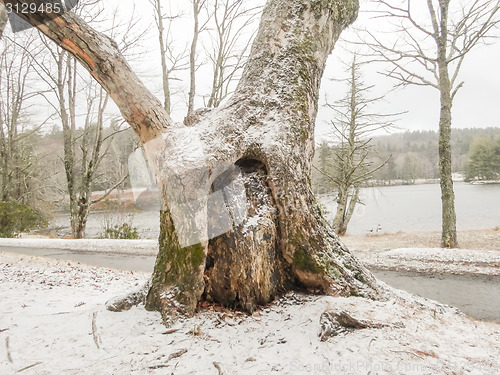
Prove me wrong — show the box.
[0,238,158,256]
[1,252,499,374]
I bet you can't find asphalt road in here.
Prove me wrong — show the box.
[373,269,500,324]
[1,246,156,272]
[2,245,499,323]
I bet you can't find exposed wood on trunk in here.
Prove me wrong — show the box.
[203,159,290,312]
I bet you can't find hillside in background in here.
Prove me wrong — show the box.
[313,127,500,192]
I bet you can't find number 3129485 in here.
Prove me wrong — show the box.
[5,2,63,15]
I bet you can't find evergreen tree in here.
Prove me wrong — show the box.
[465,136,500,181]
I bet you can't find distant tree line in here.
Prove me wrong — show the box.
[312,127,500,191]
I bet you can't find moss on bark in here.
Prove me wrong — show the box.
[292,247,324,274]
[145,209,206,323]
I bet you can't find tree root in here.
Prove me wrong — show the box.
[106,279,152,312]
[319,309,404,341]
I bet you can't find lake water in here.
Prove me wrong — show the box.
[52,182,499,238]
[319,182,500,236]
[51,210,161,239]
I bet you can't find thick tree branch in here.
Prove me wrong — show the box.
[4,1,171,144]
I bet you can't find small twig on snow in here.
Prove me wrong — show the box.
[148,364,170,370]
[148,348,188,369]
[6,337,13,363]
[213,361,224,375]
[162,328,180,335]
[167,348,188,362]
[17,362,42,373]
[368,338,376,349]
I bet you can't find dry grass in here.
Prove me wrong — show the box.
[342,229,500,253]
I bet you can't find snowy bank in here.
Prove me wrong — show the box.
[1,252,499,374]
[355,247,500,276]
[0,238,158,256]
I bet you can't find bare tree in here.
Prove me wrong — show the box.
[150,0,188,114]
[31,3,143,239]
[205,0,261,108]
[321,56,396,236]
[46,45,125,238]
[28,2,136,239]
[6,0,384,326]
[187,0,209,116]
[0,32,47,205]
[359,0,500,248]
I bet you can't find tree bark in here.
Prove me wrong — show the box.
[333,188,348,235]
[7,0,383,325]
[436,1,459,249]
[437,74,458,248]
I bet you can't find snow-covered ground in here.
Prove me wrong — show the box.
[1,249,500,374]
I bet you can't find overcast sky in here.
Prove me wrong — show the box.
[10,0,499,142]
[127,0,500,142]
[317,36,500,135]
[316,0,500,142]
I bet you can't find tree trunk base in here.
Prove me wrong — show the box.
[142,159,383,326]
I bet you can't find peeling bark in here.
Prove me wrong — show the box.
[204,159,290,312]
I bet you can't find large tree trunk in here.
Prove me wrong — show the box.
[7,0,382,325]
[145,0,381,323]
